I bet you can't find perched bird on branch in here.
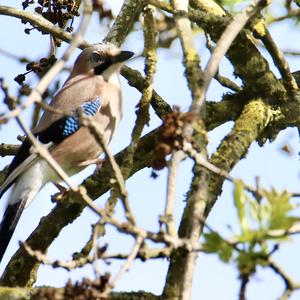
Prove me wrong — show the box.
[0,43,134,262]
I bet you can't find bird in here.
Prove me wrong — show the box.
[0,43,134,262]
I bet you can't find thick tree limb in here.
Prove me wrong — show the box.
[0,287,159,300]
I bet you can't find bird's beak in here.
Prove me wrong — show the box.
[112,51,134,63]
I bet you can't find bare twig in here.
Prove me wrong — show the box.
[163,151,184,237]
[102,246,173,260]
[79,113,135,225]
[163,0,270,289]
[268,9,300,24]
[214,72,242,92]
[72,222,105,262]
[205,33,242,92]
[255,28,298,94]
[22,241,95,271]
[108,236,144,291]
[0,48,31,63]
[91,222,102,277]
[182,139,280,204]
[268,258,300,299]
[121,66,173,119]
[282,50,300,56]
[0,78,17,110]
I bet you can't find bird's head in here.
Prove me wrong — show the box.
[71,43,134,80]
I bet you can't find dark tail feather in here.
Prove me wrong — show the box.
[0,201,26,262]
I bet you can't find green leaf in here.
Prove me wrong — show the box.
[264,190,297,230]
[249,199,260,222]
[233,180,249,235]
[236,251,260,275]
[202,232,233,262]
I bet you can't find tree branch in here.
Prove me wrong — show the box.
[0,286,159,300]
[0,5,88,49]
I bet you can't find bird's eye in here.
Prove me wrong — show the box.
[91,52,103,64]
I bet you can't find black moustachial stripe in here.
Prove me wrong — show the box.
[94,59,112,75]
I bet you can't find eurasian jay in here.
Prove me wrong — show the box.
[0,43,134,262]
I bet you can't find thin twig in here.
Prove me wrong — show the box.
[102,246,173,260]
[163,151,184,237]
[255,28,298,94]
[121,65,172,119]
[282,50,300,56]
[21,242,95,271]
[100,4,158,226]
[79,113,135,225]
[0,78,17,110]
[182,139,268,201]
[72,222,105,262]
[108,235,144,291]
[268,258,300,289]
[268,9,300,24]
[205,33,242,92]
[214,72,242,92]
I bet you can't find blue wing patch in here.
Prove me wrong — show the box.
[37,98,101,144]
[82,99,101,116]
[62,98,101,137]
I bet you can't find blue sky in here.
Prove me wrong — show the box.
[1,0,300,299]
